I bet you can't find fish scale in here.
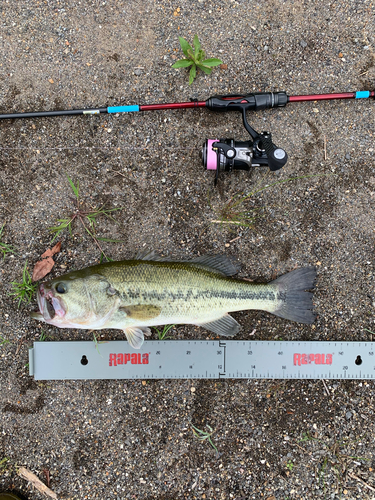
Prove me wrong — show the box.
[98,261,280,319]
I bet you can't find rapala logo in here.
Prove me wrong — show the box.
[109,353,149,367]
[294,353,333,366]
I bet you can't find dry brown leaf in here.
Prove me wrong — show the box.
[41,241,61,259]
[18,466,58,499]
[32,257,55,282]
[50,241,62,255]
[32,242,61,281]
[41,248,53,258]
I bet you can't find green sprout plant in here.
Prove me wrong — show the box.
[191,424,218,453]
[172,35,222,85]
[286,460,294,472]
[154,324,175,340]
[10,261,37,308]
[49,175,122,261]
[0,224,16,259]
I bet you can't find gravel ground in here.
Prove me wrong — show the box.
[0,0,375,498]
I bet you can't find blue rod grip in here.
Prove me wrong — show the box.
[107,105,140,113]
[355,91,370,99]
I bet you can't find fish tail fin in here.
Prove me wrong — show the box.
[272,267,316,324]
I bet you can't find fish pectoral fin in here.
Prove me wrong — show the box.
[196,314,241,337]
[30,311,45,322]
[124,326,151,349]
[119,304,161,321]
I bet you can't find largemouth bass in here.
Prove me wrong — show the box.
[31,253,316,349]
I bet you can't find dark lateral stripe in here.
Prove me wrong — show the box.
[122,288,279,302]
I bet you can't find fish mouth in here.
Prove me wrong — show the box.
[32,283,66,323]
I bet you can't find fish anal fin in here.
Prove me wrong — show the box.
[196,314,241,337]
[124,326,151,349]
[119,304,161,321]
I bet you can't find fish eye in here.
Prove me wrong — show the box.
[55,283,67,294]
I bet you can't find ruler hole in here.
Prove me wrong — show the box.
[80,355,88,366]
[355,355,362,366]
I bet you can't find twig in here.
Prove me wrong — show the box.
[289,440,309,453]
[79,215,108,260]
[229,235,241,243]
[349,473,375,492]
[323,135,327,160]
[211,220,242,225]
[18,467,58,499]
[322,379,330,397]
[112,169,126,178]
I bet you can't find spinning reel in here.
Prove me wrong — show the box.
[201,93,288,183]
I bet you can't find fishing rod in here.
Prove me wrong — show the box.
[1,89,374,181]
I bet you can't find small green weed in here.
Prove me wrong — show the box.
[191,424,218,453]
[299,431,370,495]
[154,324,175,340]
[172,35,222,85]
[211,173,333,231]
[9,261,37,308]
[0,224,16,259]
[49,174,122,261]
[0,457,9,470]
[39,331,47,342]
[286,460,294,471]
[92,332,107,356]
[0,336,10,346]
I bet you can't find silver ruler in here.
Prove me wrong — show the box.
[28,340,375,380]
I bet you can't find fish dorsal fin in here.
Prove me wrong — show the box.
[119,304,161,321]
[134,250,239,276]
[196,314,241,337]
[134,249,168,261]
[124,326,151,349]
[190,255,239,276]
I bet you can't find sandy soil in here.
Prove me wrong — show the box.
[0,0,374,498]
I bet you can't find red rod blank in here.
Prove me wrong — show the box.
[140,101,206,111]
[288,92,374,102]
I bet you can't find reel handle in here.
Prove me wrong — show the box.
[259,133,288,171]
